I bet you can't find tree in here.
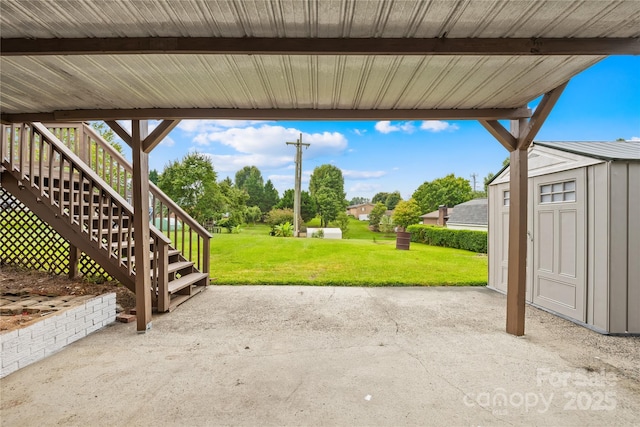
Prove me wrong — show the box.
[309,164,346,208]
[385,191,402,210]
[335,211,349,237]
[262,179,280,214]
[219,177,249,226]
[309,164,346,226]
[368,202,387,232]
[244,206,262,225]
[392,198,422,230]
[372,192,390,205]
[412,174,473,214]
[349,196,369,205]
[379,214,394,234]
[315,187,342,227]
[90,121,117,146]
[372,191,401,210]
[276,189,316,222]
[158,152,224,223]
[235,166,265,210]
[149,169,159,185]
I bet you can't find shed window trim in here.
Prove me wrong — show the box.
[539,180,576,204]
[503,190,510,206]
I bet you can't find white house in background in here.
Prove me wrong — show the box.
[488,140,640,334]
[445,198,488,231]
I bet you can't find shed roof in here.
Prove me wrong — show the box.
[1,0,638,121]
[447,198,488,226]
[535,141,640,161]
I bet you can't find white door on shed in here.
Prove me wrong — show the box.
[532,170,586,321]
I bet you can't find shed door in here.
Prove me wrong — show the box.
[532,170,586,321]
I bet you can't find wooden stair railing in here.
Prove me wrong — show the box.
[45,123,212,279]
[1,123,207,311]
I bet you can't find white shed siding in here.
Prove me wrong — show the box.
[627,163,640,333]
[609,162,629,333]
[489,142,639,334]
[586,163,610,331]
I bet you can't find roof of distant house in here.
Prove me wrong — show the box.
[346,202,374,209]
[420,207,454,219]
[447,198,488,226]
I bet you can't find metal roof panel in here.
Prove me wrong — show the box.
[535,141,640,161]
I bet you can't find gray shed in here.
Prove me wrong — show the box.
[488,141,640,334]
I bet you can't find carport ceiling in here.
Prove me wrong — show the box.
[1,0,639,122]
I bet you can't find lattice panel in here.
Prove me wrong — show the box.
[0,186,112,280]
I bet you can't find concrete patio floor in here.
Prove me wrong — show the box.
[1,286,639,426]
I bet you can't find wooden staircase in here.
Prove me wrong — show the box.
[1,122,210,312]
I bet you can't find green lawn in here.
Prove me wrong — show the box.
[209,222,487,286]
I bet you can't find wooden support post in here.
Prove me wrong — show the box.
[68,244,81,279]
[480,82,568,337]
[506,144,528,336]
[131,120,152,333]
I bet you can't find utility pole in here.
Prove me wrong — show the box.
[470,172,478,192]
[286,133,310,237]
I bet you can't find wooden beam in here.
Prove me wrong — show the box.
[518,82,569,149]
[142,119,180,153]
[506,146,529,336]
[1,107,532,123]
[2,37,638,56]
[68,244,81,279]
[131,120,152,333]
[479,120,518,151]
[104,120,132,147]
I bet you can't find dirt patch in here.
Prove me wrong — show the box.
[0,265,135,333]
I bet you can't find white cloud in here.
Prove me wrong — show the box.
[630,136,640,141]
[202,153,292,172]
[349,183,382,193]
[374,121,396,134]
[178,119,270,133]
[420,120,459,132]
[191,124,347,159]
[353,129,367,136]
[342,169,387,179]
[374,120,415,134]
[159,136,175,147]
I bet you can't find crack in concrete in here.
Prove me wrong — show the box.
[364,288,399,334]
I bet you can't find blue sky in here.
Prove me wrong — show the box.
[141,55,639,201]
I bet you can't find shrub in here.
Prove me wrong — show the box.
[265,208,294,228]
[406,224,487,254]
[335,212,349,237]
[368,202,386,231]
[274,221,293,237]
[311,229,324,239]
[379,215,394,234]
[217,216,238,233]
[392,198,422,230]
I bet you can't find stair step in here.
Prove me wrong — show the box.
[122,249,180,264]
[168,261,194,274]
[168,272,208,294]
[110,237,153,249]
[168,285,206,312]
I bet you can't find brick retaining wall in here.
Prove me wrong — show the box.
[0,293,116,378]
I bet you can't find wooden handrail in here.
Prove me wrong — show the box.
[50,122,212,239]
[4,123,172,299]
[42,122,211,273]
